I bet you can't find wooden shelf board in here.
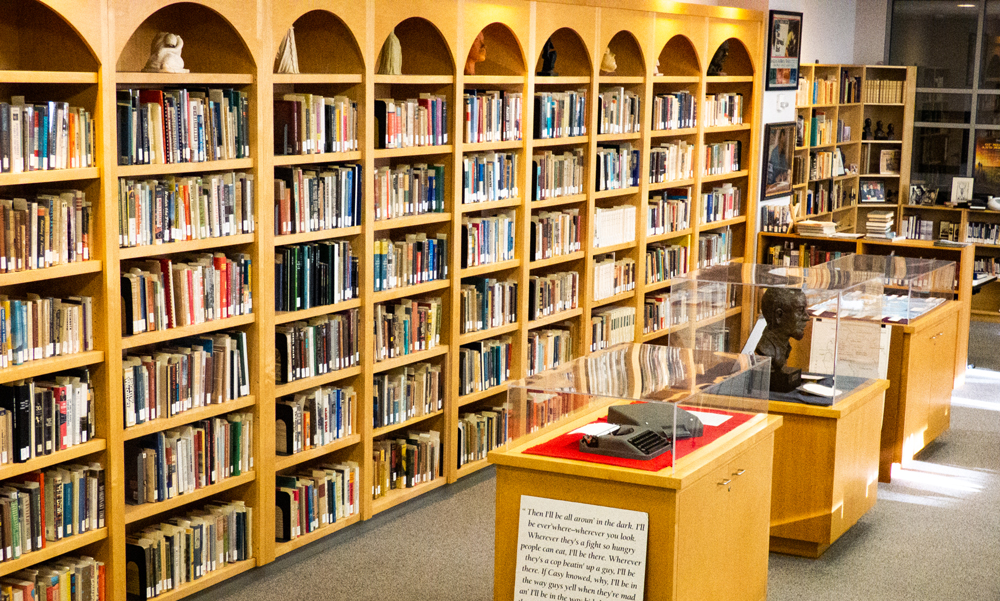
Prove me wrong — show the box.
[706,75,754,83]
[124,471,256,524]
[456,457,493,479]
[651,127,698,138]
[0,527,107,579]
[272,151,362,166]
[0,351,105,386]
[374,74,453,85]
[0,260,102,286]
[594,186,640,200]
[860,173,901,178]
[274,434,363,472]
[459,259,521,278]
[274,365,363,398]
[372,409,444,438]
[462,140,523,152]
[701,169,749,183]
[0,167,99,186]
[0,439,106,482]
[641,321,690,342]
[124,397,256,441]
[903,205,966,213]
[647,228,693,243]
[373,212,451,231]
[150,559,256,601]
[0,70,97,84]
[530,194,588,209]
[463,75,525,85]
[122,314,255,350]
[652,75,700,84]
[372,279,450,303]
[699,215,747,230]
[599,76,643,84]
[275,227,362,246]
[528,308,583,330]
[643,277,683,294]
[460,197,523,213]
[373,345,449,374]
[531,136,589,148]
[117,158,253,178]
[862,140,903,144]
[373,145,453,159]
[867,102,905,107]
[703,124,751,134]
[529,250,585,270]
[591,240,637,255]
[696,306,742,328]
[275,298,362,325]
[274,513,363,557]
[272,73,362,84]
[595,132,642,142]
[119,234,255,260]
[533,76,590,85]
[591,289,636,309]
[649,178,696,190]
[458,382,510,408]
[457,322,520,346]
[117,72,253,85]
[372,478,448,515]
[971,309,1000,323]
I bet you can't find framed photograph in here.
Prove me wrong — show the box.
[879,149,901,174]
[762,122,795,199]
[952,176,974,203]
[766,10,803,91]
[909,184,939,206]
[859,180,886,203]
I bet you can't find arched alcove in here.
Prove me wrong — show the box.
[467,22,525,76]
[708,38,753,77]
[658,36,700,78]
[381,17,454,76]
[0,0,98,71]
[535,28,591,77]
[603,31,644,77]
[279,10,363,74]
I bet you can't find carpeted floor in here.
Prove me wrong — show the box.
[193,332,1000,601]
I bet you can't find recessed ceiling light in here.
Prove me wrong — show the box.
[957,3,976,7]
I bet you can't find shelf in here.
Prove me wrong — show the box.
[902,204,967,213]
[373,345,449,374]
[699,215,747,230]
[275,513,363,557]
[274,365,363,398]
[460,197,523,213]
[0,167,99,186]
[591,240,637,255]
[591,289,636,309]
[528,307,583,330]
[374,74,454,85]
[652,75,700,84]
[866,102,905,107]
[647,227,694,243]
[458,382,509,408]
[373,145,453,159]
[706,75,754,83]
[533,76,590,85]
[530,194,588,209]
[599,76,643,84]
[373,279,450,303]
[275,226,363,246]
[649,178,696,191]
[463,140,523,152]
[529,250,585,270]
[703,124,751,134]
[457,322,520,346]
[640,320,690,342]
[124,470,255,524]
[0,439,106,482]
[274,434,362,472]
[651,127,698,138]
[0,527,107,580]
[272,73,362,85]
[456,457,493,479]
[150,559,256,601]
[595,132,642,142]
[119,234,255,260]
[697,306,742,328]
[373,409,444,438]
[373,212,451,231]
[124,396,257,441]
[116,72,254,85]
[372,478,448,515]
[643,277,684,294]
[275,298,362,325]
[860,173,901,178]
[0,351,105,386]
[862,140,902,144]
[594,186,640,199]
[463,75,525,85]
[272,151,362,166]
[532,136,589,148]
[0,260,102,286]
[0,70,98,84]
[117,158,253,178]
[122,314,255,350]
[702,169,749,183]
[460,258,520,278]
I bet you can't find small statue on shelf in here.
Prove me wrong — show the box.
[600,48,617,75]
[755,287,809,393]
[886,123,895,140]
[707,40,729,76]
[862,118,872,140]
[874,120,887,140]
[142,32,189,73]
[465,31,487,76]
[376,30,402,75]
[538,39,558,77]
[653,58,662,76]
[275,26,299,74]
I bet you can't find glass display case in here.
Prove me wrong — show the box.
[503,343,770,474]
[667,263,886,403]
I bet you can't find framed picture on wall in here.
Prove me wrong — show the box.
[762,121,796,199]
[766,10,803,91]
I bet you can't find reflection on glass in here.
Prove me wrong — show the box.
[982,1,1000,88]
[977,93,1000,123]
[916,92,972,123]
[911,127,970,191]
[891,0,978,89]
[973,129,1000,193]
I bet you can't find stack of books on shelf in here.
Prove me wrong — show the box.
[647,189,690,235]
[760,204,792,233]
[275,310,360,385]
[462,152,518,204]
[0,296,94,368]
[373,364,442,428]
[275,462,359,542]
[590,306,635,351]
[965,220,1000,245]
[645,243,689,284]
[652,91,696,131]
[597,87,641,134]
[461,211,516,268]
[459,278,517,335]
[763,241,851,267]
[701,184,741,223]
[527,329,573,376]
[649,141,694,183]
[697,229,733,268]
[528,273,578,320]
[532,150,585,200]
[704,140,741,175]
[841,71,861,103]
[457,407,508,468]
[2,555,104,600]
[458,337,513,395]
[273,94,358,155]
[462,90,522,143]
[1,192,92,270]
[812,76,838,105]
[276,385,355,455]
[593,254,636,301]
[902,214,934,241]
[865,79,905,104]
[275,241,358,312]
[1,97,97,172]
[373,163,446,221]
[1,370,95,463]
[530,210,581,260]
[643,291,690,335]
[372,298,443,362]
[595,144,640,191]
[796,76,810,106]
[865,211,898,240]
[796,220,837,237]
[372,234,448,292]
[703,93,743,127]
[593,205,636,249]
[374,96,448,149]
[372,430,442,495]
[273,165,362,235]
[533,91,587,139]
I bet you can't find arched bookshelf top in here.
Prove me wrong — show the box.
[379,17,454,76]
[0,0,99,72]
[602,31,644,78]
[117,2,255,74]
[535,28,591,78]
[658,35,700,78]
[275,10,363,75]
[707,37,753,78]
[466,22,525,77]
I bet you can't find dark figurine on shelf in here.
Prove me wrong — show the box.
[538,39,558,77]
[886,123,895,140]
[707,40,729,76]
[874,120,887,140]
[755,287,809,393]
[862,118,872,140]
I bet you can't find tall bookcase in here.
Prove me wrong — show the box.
[0,1,766,599]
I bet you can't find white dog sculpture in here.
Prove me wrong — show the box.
[143,32,190,73]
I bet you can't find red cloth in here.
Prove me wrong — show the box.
[522,405,755,472]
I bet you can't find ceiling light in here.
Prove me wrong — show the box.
[957,4,976,7]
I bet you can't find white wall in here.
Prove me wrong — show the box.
[854,0,889,65]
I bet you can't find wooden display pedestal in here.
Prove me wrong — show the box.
[489,408,782,601]
[766,379,888,558]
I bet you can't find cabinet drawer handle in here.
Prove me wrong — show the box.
[718,479,732,486]
[733,469,746,476]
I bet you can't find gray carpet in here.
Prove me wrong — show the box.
[193,331,1000,601]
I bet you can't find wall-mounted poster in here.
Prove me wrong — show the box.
[766,10,802,91]
[974,133,1000,194]
[763,122,795,199]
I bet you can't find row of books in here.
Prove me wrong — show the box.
[837,119,852,143]
[974,256,999,277]
[696,329,729,352]
[458,337,512,396]
[122,332,250,428]
[0,372,94,464]
[810,112,836,147]
[760,204,792,233]
[865,211,895,239]
[702,183,742,224]
[841,71,862,103]
[593,204,637,249]
[649,140,694,183]
[527,328,573,376]
[117,88,250,166]
[533,90,587,139]
[372,233,448,292]
[652,91,696,131]
[126,500,252,600]
[372,431,442,495]
[938,220,960,242]
[457,408,508,468]
[0,295,93,369]
[0,98,96,173]
[530,209,581,260]
[597,88,641,135]
[275,310,360,385]
[273,94,357,155]
[1,554,104,601]
[704,140,740,175]
[646,243,690,285]
[693,282,735,322]
[796,76,811,107]
[648,189,691,235]
[865,79,905,104]
[590,306,635,352]
[119,173,255,249]
[374,364,443,429]
[522,391,576,432]
[274,164,362,235]
[762,241,849,267]
[0,192,92,272]
[643,292,690,335]
[374,96,449,149]
[697,228,733,268]
[463,90,522,144]
[531,149,585,200]
[703,93,743,127]
[462,151,518,204]
[811,76,839,106]
[593,254,636,300]
[275,241,358,313]
[275,385,355,456]
[902,214,933,241]
[275,463,359,542]
[804,180,852,215]
[528,272,579,321]
[373,163,446,221]
[810,149,835,180]
[793,155,808,184]
[461,211,516,268]
[965,221,1000,245]
[125,412,253,506]
[120,253,253,336]
[460,278,517,335]
[373,298,443,363]
[595,144,640,191]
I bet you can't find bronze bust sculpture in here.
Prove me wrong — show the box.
[756,287,809,392]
